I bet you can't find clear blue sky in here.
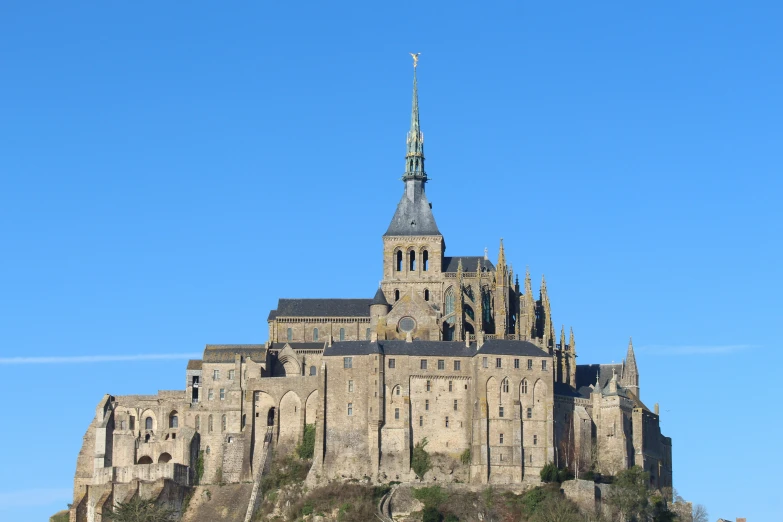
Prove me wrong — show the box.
[1,2,780,520]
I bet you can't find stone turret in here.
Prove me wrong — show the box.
[622,337,640,398]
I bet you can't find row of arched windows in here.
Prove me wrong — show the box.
[194,414,228,433]
[143,411,179,431]
[395,249,430,272]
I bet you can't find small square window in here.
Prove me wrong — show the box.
[344,357,353,369]
[438,359,445,370]
[454,360,461,371]
[388,358,396,369]
[527,359,533,370]
[420,359,428,370]
[496,358,502,368]
[499,406,504,418]
[228,370,235,380]
[514,358,520,369]
[542,360,547,371]
[347,403,353,416]
[348,380,354,393]
[213,369,220,380]
[482,357,488,368]
[220,388,225,400]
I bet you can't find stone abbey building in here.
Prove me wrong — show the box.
[69,63,672,521]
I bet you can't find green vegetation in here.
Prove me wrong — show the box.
[296,423,316,459]
[459,448,471,465]
[411,437,432,479]
[604,466,679,522]
[49,511,69,522]
[287,483,390,522]
[195,450,204,484]
[103,497,174,522]
[413,485,448,509]
[260,454,311,494]
[540,462,559,483]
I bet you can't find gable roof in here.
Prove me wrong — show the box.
[268,298,372,320]
[442,256,495,273]
[203,344,266,363]
[323,339,549,357]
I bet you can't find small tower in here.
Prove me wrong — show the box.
[494,239,509,335]
[568,327,577,387]
[622,337,640,398]
[455,259,465,341]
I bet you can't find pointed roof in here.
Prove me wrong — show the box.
[625,337,638,374]
[371,287,389,306]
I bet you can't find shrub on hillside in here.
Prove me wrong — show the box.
[540,462,559,483]
[103,497,174,522]
[296,424,316,459]
[412,438,432,479]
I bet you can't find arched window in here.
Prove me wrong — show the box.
[169,411,178,429]
[339,328,345,341]
[221,414,227,432]
[424,289,430,301]
[396,250,403,271]
[145,417,153,430]
[409,250,416,271]
[138,455,153,464]
[286,328,292,341]
[313,328,319,341]
[195,415,200,431]
[521,379,528,394]
[309,366,316,376]
[445,287,455,316]
[394,289,400,301]
[208,415,213,433]
[158,452,172,463]
[422,250,429,271]
[502,379,509,393]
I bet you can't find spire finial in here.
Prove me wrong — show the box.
[410,52,421,68]
[403,53,426,182]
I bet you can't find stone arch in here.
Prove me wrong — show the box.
[158,452,172,463]
[278,391,302,449]
[304,390,319,426]
[141,409,156,431]
[254,391,276,429]
[138,456,153,465]
[168,410,179,429]
[278,353,301,377]
[520,378,529,396]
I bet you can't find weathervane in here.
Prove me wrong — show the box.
[409,52,421,68]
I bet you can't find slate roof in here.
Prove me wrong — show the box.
[268,298,372,320]
[203,344,266,363]
[575,363,623,390]
[323,339,549,357]
[442,256,495,273]
[371,287,389,306]
[384,183,441,236]
[270,342,325,351]
[186,360,203,371]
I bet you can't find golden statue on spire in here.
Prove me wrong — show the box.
[409,52,421,68]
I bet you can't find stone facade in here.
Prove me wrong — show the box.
[68,62,672,521]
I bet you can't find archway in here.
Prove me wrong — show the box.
[278,391,302,449]
[138,456,153,465]
[304,390,318,426]
[267,407,276,426]
[158,453,172,463]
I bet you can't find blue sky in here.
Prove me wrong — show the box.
[1,2,781,520]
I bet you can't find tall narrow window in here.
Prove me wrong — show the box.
[396,250,403,271]
[425,399,430,411]
[129,416,135,430]
[419,416,423,426]
[213,369,220,380]
[208,415,213,433]
[534,434,538,445]
[542,360,547,370]
[394,289,400,301]
[145,417,153,430]
[169,412,178,428]
[394,408,400,420]
[423,250,429,271]
[454,360,461,371]
[426,380,431,392]
[221,415,227,432]
[220,388,225,400]
[228,370,235,380]
[310,366,316,376]
[287,328,292,341]
[347,403,353,416]
[424,288,430,301]
[521,379,528,394]
[502,378,509,393]
[366,328,371,340]
[348,380,354,392]
[496,358,502,368]
[514,358,520,369]
[448,381,453,392]
[409,250,416,271]
[445,417,449,427]
[482,357,488,368]
[313,328,319,341]
[499,406,505,418]
[195,415,200,431]
[527,359,533,370]
[445,287,455,316]
[340,328,345,341]
[527,408,532,419]
[500,433,504,444]
[396,386,400,395]
[453,399,458,410]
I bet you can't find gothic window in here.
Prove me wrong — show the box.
[396,250,403,271]
[313,328,319,341]
[521,379,528,394]
[445,287,455,316]
[502,378,509,393]
[422,250,429,271]
[409,250,416,271]
[169,411,178,429]
[424,289,430,301]
[339,328,345,341]
[145,417,153,430]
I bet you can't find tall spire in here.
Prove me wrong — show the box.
[405,53,426,182]
[623,337,640,398]
[384,54,440,237]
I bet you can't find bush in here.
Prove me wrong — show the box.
[459,448,471,465]
[412,438,432,479]
[422,506,443,522]
[557,468,574,483]
[413,486,448,509]
[296,424,316,459]
[104,497,174,522]
[540,462,559,483]
[195,451,204,484]
[582,470,595,481]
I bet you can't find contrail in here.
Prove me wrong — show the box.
[0,353,201,365]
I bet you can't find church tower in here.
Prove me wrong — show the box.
[382,56,445,297]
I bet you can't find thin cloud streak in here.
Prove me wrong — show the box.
[0,353,201,365]
[0,488,71,509]
[639,344,752,355]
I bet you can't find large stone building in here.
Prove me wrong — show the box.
[69,61,672,521]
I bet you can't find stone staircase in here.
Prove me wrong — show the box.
[243,427,275,522]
